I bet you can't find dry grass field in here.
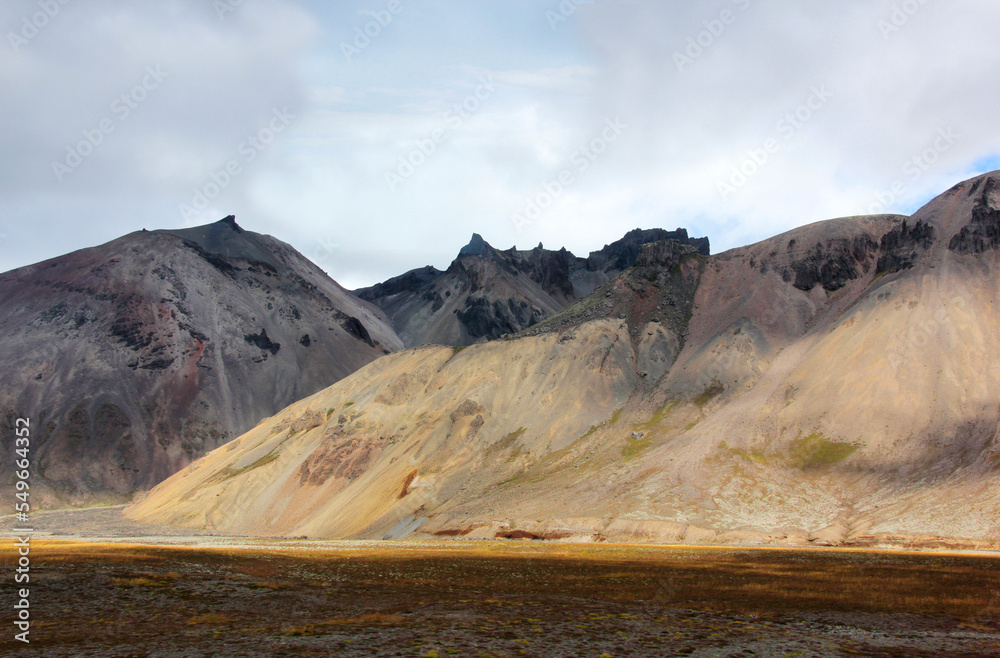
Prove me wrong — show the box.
[2,539,999,656]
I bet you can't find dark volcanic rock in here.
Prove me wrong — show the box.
[0,216,401,506]
[784,236,878,292]
[876,219,935,275]
[635,239,695,270]
[244,328,281,355]
[355,227,710,347]
[521,239,704,353]
[340,316,374,346]
[500,244,576,299]
[457,297,547,340]
[458,233,492,257]
[589,228,710,272]
[354,265,442,304]
[949,177,1000,254]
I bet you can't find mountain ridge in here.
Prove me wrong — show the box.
[355,227,710,347]
[127,171,1000,547]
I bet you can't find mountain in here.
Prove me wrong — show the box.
[0,216,402,507]
[128,172,1000,549]
[354,228,710,347]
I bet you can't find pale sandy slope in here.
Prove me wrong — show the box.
[128,173,1000,547]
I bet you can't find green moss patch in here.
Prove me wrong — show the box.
[580,407,624,440]
[621,435,653,461]
[788,432,858,469]
[633,401,677,432]
[728,446,770,465]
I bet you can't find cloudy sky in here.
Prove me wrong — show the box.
[2,0,999,289]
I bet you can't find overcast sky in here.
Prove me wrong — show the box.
[2,0,999,289]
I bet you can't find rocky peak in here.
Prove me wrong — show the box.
[587,228,710,273]
[218,214,243,232]
[459,233,493,257]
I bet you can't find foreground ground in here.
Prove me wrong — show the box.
[1,539,999,656]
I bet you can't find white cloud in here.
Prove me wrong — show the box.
[2,0,999,286]
[0,0,317,267]
[491,66,598,94]
[567,0,1000,251]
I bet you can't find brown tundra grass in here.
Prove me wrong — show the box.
[2,539,998,655]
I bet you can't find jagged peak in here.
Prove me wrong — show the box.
[216,214,244,233]
[459,233,492,257]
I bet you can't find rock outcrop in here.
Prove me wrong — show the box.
[949,175,1000,254]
